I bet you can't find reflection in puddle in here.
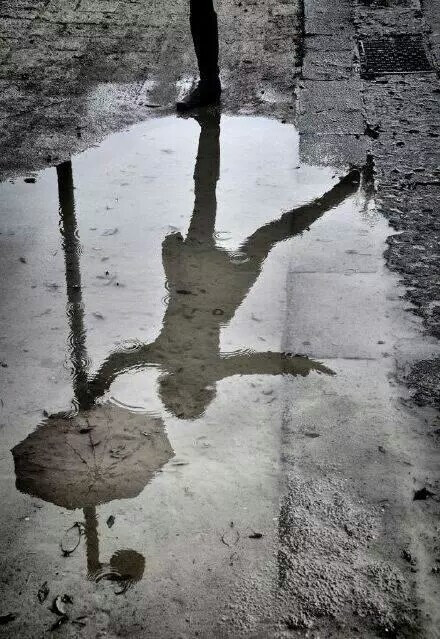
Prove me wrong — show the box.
[87,111,360,419]
[57,161,90,410]
[10,111,362,599]
[12,406,170,588]
[13,406,173,508]
[14,163,173,590]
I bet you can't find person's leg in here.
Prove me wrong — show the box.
[176,0,221,111]
[191,0,219,83]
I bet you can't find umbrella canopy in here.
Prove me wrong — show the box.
[12,404,174,510]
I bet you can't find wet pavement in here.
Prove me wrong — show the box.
[1,112,439,636]
[0,0,299,177]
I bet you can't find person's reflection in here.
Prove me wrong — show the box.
[88,111,360,420]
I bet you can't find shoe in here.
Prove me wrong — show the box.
[176,78,221,112]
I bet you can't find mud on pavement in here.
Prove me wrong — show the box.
[1,0,440,638]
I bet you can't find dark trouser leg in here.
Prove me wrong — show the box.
[176,0,221,111]
[190,0,219,82]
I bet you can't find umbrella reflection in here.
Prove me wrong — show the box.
[89,110,360,419]
[84,507,145,591]
[12,162,173,589]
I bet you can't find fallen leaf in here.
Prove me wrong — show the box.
[221,529,240,547]
[37,581,49,604]
[413,487,435,501]
[60,522,83,556]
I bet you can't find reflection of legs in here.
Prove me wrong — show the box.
[176,0,221,111]
[240,170,361,265]
[186,112,220,244]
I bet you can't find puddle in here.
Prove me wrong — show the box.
[0,113,424,636]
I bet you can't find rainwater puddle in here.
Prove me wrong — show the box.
[0,113,420,636]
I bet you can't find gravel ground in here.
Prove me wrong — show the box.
[290,1,440,634]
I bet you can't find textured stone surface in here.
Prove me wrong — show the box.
[291,2,440,635]
[0,0,301,178]
[296,0,440,412]
[358,3,440,409]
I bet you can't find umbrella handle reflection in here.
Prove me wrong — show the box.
[83,506,101,578]
[83,506,146,589]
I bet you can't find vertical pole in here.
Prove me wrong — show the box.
[56,161,91,410]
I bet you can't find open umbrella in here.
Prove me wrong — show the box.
[12,403,171,586]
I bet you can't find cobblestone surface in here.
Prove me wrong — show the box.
[0,0,300,177]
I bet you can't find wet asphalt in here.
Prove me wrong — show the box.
[1,1,440,638]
